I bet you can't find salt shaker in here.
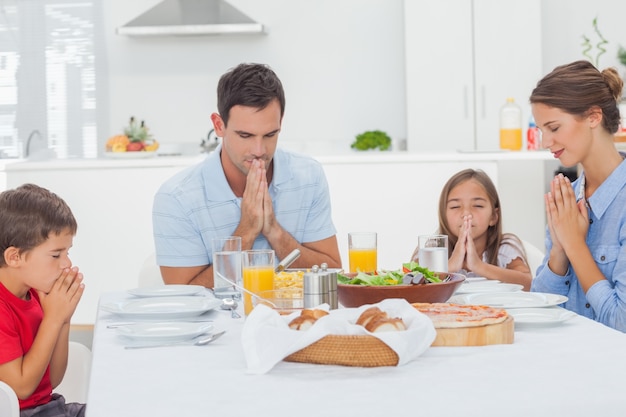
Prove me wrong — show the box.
[320,263,338,309]
[303,265,329,308]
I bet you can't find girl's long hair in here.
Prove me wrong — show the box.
[438,169,523,265]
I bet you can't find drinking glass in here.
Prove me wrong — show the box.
[348,232,377,273]
[242,249,275,315]
[212,236,242,298]
[418,234,448,272]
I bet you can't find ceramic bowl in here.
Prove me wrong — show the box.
[337,272,465,308]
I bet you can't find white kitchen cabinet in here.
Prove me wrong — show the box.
[405,0,543,151]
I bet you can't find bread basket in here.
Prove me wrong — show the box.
[284,334,399,367]
[242,299,435,373]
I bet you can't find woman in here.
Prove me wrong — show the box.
[530,60,626,331]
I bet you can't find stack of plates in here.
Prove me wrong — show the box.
[449,292,574,326]
[102,294,223,345]
[127,285,206,298]
[506,308,576,326]
[455,281,523,294]
[101,296,222,320]
[449,291,567,309]
[116,321,214,342]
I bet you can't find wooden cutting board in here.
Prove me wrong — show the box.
[431,316,514,346]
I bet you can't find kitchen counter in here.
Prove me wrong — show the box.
[1,149,555,171]
[0,150,558,324]
[319,149,555,163]
[2,154,206,171]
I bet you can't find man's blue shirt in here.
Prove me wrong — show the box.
[152,146,337,267]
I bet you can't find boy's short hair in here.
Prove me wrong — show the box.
[0,184,77,266]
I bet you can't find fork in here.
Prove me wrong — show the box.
[124,331,226,349]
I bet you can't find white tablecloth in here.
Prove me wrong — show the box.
[86,292,626,417]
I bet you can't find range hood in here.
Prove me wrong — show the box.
[117,0,264,36]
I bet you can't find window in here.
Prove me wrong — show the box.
[0,0,104,159]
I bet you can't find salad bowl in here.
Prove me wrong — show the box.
[337,272,465,308]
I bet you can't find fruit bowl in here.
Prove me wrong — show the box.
[105,117,159,154]
[337,272,465,308]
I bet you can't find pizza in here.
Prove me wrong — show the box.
[412,302,509,328]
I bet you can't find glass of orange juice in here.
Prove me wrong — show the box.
[348,232,377,273]
[242,249,275,315]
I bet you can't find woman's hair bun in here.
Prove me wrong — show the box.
[601,67,624,102]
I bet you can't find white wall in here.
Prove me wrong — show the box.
[103,0,407,155]
[102,1,626,158]
[541,0,626,80]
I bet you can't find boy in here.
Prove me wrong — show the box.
[0,184,85,417]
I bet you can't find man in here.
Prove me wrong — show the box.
[152,63,341,288]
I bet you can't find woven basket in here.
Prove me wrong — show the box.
[284,335,399,367]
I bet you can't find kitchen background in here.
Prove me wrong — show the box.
[1,0,626,330]
[2,0,626,158]
[107,0,406,156]
[87,0,626,153]
[105,0,626,153]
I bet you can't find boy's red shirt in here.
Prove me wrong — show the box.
[0,283,52,409]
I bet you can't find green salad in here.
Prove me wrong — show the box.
[337,262,441,286]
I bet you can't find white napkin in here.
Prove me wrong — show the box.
[241,298,436,374]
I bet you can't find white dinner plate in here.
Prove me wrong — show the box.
[463,276,489,283]
[508,307,576,326]
[101,296,222,319]
[116,321,214,342]
[455,282,524,294]
[449,292,568,309]
[128,285,206,298]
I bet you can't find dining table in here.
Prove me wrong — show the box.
[86,290,626,417]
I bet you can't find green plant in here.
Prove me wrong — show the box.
[618,46,626,67]
[350,130,391,151]
[581,17,608,68]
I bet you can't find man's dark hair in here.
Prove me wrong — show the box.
[217,63,285,126]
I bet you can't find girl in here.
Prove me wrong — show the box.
[412,169,532,290]
[530,60,626,332]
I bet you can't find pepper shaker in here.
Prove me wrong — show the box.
[303,265,329,308]
[320,263,338,309]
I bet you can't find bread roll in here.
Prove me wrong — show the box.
[289,309,328,330]
[356,307,388,328]
[301,309,329,319]
[365,317,407,333]
[288,316,316,331]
